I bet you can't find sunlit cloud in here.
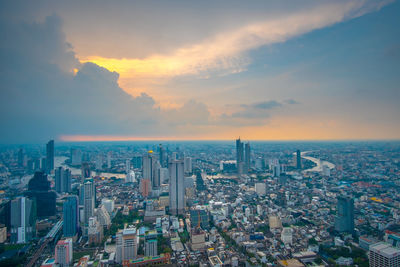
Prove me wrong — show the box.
[80,0,392,80]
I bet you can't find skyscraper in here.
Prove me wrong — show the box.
[142,152,154,181]
[10,197,36,243]
[116,228,138,264]
[296,149,302,169]
[334,196,354,233]
[125,159,131,173]
[63,195,79,237]
[55,167,71,193]
[236,138,244,175]
[55,238,73,267]
[81,162,91,180]
[190,208,210,230]
[158,144,166,168]
[369,242,400,267]
[140,179,151,198]
[25,171,56,217]
[184,157,192,174]
[244,142,251,173]
[169,160,185,215]
[83,179,95,224]
[143,151,160,189]
[145,239,158,257]
[46,140,54,173]
[71,148,82,166]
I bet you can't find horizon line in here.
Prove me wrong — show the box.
[57,135,400,143]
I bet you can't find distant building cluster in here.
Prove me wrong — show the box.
[0,139,399,266]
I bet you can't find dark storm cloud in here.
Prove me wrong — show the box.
[0,15,211,143]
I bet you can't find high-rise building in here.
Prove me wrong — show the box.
[63,195,79,237]
[143,151,160,189]
[71,149,82,166]
[55,167,71,193]
[244,142,251,173]
[95,155,103,170]
[126,170,136,183]
[81,162,91,180]
[132,155,142,169]
[281,227,293,245]
[88,217,103,245]
[158,144,166,168]
[10,197,36,243]
[96,205,111,229]
[25,171,56,218]
[46,140,54,173]
[55,238,73,267]
[116,228,138,264]
[101,199,114,214]
[296,149,302,169]
[236,138,244,175]
[83,179,95,224]
[140,179,151,198]
[190,208,210,229]
[126,159,131,173]
[145,239,158,257]
[369,242,400,267]
[159,168,169,184]
[169,160,185,215]
[334,196,354,233]
[184,157,192,174]
[142,152,153,180]
[271,159,281,177]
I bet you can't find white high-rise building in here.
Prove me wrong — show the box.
[96,205,111,228]
[126,170,136,183]
[101,199,114,214]
[281,227,293,245]
[145,239,158,257]
[159,168,169,184]
[83,180,95,224]
[88,216,103,244]
[126,159,131,173]
[169,160,185,215]
[369,242,400,267]
[116,228,137,263]
[184,157,192,173]
[10,197,35,244]
[270,159,280,177]
[55,238,73,267]
[255,183,266,196]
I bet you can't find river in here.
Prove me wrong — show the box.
[301,151,335,172]
[54,156,126,179]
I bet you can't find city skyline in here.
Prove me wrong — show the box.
[0,0,399,143]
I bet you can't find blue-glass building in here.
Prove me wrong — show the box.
[63,195,79,237]
[334,196,354,233]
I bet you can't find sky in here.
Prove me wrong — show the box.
[0,0,399,143]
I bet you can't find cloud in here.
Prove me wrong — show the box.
[0,16,216,142]
[284,99,300,105]
[82,0,392,80]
